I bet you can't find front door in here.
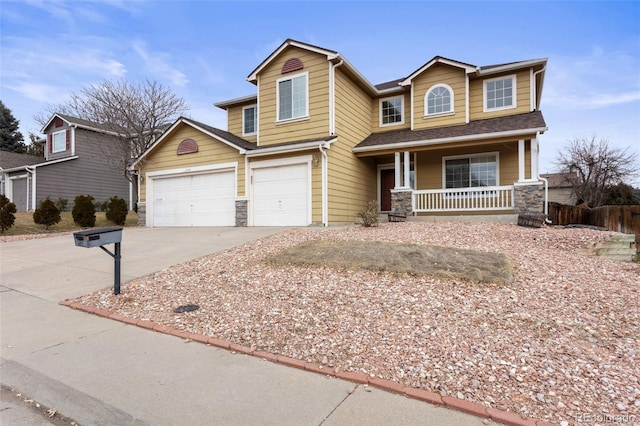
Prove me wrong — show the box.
[380,169,395,211]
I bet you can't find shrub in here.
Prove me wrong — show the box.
[55,197,69,212]
[33,198,61,229]
[358,200,379,227]
[72,195,96,227]
[0,194,17,233]
[106,196,128,226]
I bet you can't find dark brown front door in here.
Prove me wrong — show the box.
[380,169,395,211]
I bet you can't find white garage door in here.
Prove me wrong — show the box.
[252,163,309,226]
[153,171,235,227]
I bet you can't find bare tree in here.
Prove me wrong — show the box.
[34,79,189,201]
[554,135,638,207]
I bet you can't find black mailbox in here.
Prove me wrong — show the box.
[73,226,123,295]
[74,226,123,248]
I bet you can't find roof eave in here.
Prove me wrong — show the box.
[214,94,258,110]
[353,127,548,154]
[476,58,548,76]
[246,137,337,158]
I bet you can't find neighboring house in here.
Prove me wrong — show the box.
[134,39,548,227]
[541,172,579,205]
[1,113,131,212]
[0,151,45,210]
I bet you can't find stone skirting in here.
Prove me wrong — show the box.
[235,200,247,227]
[136,202,146,226]
[514,182,544,213]
[390,189,413,215]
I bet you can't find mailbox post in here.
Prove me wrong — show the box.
[73,226,123,295]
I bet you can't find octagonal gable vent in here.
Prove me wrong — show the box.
[177,138,198,155]
[282,58,303,74]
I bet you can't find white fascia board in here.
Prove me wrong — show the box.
[246,138,336,158]
[401,58,476,86]
[3,155,80,172]
[352,127,549,153]
[476,58,548,76]
[214,94,258,109]
[40,113,69,133]
[130,119,183,168]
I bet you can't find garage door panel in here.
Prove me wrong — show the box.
[252,163,309,226]
[153,171,235,227]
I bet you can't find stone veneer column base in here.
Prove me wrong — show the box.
[136,202,146,226]
[513,182,544,213]
[235,200,248,227]
[390,189,413,215]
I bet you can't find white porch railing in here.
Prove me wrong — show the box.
[412,185,515,212]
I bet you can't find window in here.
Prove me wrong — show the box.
[52,130,66,153]
[426,84,453,116]
[243,105,257,135]
[277,73,307,121]
[380,96,403,126]
[484,76,515,111]
[445,154,497,188]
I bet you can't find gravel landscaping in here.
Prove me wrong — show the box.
[71,222,639,425]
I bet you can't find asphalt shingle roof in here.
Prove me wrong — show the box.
[355,111,547,150]
[0,151,44,169]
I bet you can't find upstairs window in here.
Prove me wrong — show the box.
[277,72,308,121]
[426,84,453,116]
[243,105,257,135]
[444,154,498,188]
[380,96,404,126]
[484,75,515,111]
[52,130,67,153]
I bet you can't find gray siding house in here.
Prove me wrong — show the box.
[0,114,131,212]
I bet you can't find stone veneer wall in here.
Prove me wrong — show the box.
[390,190,413,214]
[137,202,146,226]
[514,183,544,213]
[235,200,247,227]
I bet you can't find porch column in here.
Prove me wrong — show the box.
[530,137,539,180]
[403,151,411,188]
[518,139,526,182]
[394,152,401,188]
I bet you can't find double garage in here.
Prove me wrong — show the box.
[146,158,311,227]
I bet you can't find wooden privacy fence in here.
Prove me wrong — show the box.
[547,202,640,245]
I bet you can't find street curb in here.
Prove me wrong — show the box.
[60,300,551,426]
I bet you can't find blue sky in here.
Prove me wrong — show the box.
[1,0,639,184]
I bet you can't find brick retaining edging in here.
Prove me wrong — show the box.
[60,300,556,426]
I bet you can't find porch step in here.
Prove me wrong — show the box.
[590,234,636,262]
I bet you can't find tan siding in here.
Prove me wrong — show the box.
[138,124,246,201]
[227,105,257,143]
[329,69,377,223]
[415,141,521,190]
[469,70,532,120]
[412,64,467,129]
[370,92,411,132]
[257,47,330,146]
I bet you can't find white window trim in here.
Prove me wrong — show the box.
[441,151,500,189]
[379,95,404,127]
[483,74,517,112]
[242,104,257,136]
[52,130,66,153]
[276,71,309,123]
[424,83,455,118]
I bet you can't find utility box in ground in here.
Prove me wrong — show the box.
[74,226,123,248]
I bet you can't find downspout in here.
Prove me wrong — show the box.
[25,165,35,211]
[319,142,329,227]
[329,59,344,135]
[532,66,546,111]
[534,131,552,223]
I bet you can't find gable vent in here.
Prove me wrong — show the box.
[177,138,198,155]
[282,58,304,74]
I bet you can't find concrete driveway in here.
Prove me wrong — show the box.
[0,227,287,301]
[1,227,490,425]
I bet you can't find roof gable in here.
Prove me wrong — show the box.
[40,113,124,136]
[400,56,477,86]
[131,117,255,168]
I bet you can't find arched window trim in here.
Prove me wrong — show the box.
[424,83,455,118]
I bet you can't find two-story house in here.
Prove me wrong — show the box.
[1,113,131,212]
[133,39,547,227]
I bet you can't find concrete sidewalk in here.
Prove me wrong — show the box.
[1,227,494,425]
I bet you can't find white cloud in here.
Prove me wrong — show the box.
[544,47,640,110]
[3,82,69,104]
[132,40,189,87]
